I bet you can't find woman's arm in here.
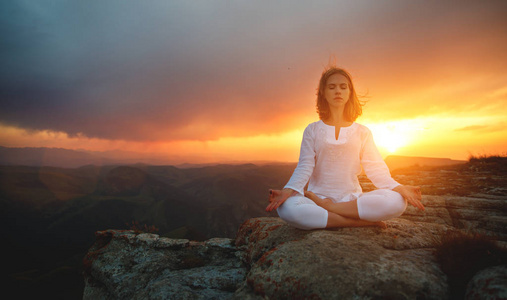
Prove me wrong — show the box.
[360,128,399,190]
[265,124,316,211]
[283,124,316,195]
[360,127,425,211]
[265,188,297,212]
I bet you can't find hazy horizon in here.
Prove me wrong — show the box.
[0,145,470,170]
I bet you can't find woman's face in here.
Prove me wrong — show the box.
[324,73,351,109]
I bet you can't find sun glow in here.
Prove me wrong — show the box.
[2,113,506,163]
[364,114,507,159]
[366,120,423,155]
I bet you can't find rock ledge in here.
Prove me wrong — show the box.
[84,216,464,299]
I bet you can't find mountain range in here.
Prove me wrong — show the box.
[0,145,466,170]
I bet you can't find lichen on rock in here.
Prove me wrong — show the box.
[234,218,449,299]
[83,230,245,299]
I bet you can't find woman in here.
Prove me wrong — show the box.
[266,66,424,230]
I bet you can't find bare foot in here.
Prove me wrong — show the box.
[375,221,387,229]
[304,191,332,207]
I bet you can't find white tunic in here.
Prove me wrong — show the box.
[284,120,400,203]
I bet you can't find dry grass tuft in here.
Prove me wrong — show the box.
[434,230,507,299]
[467,154,507,173]
[126,220,160,234]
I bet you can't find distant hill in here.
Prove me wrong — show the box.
[0,146,193,167]
[0,146,291,168]
[0,146,109,168]
[385,155,466,171]
[1,146,468,171]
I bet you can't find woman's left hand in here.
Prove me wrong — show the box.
[392,185,424,211]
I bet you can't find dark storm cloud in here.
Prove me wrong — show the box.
[1,1,507,141]
[1,0,324,140]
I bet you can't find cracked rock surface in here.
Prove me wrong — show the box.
[83,231,245,299]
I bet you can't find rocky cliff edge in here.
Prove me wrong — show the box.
[83,194,507,299]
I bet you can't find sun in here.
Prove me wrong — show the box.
[376,131,405,153]
[367,121,416,155]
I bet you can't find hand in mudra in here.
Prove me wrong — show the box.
[266,188,297,212]
[393,185,424,211]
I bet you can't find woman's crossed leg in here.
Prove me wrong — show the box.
[277,194,387,230]
[304,189,407,223]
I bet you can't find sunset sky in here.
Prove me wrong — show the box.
[1,1,506,164]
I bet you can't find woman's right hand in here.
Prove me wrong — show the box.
[266,188,296,212]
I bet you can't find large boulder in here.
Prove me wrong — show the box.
[234,217,450,299]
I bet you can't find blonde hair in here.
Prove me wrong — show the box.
[316,67,364,122]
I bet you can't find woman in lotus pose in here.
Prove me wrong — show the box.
[266,66,424,230]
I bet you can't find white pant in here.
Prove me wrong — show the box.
[277,189,406,230]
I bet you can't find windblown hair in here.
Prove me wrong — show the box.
[316,67,364,122]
